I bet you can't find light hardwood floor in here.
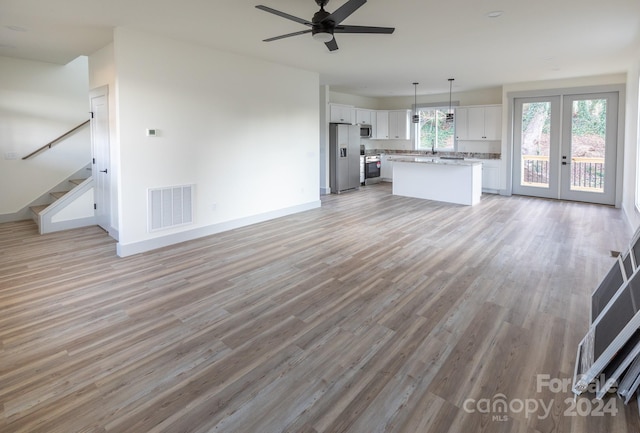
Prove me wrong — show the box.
[1,183,639,432]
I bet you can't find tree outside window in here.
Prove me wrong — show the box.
[415,108,455,151]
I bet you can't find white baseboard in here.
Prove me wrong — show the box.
[116,200,322,257]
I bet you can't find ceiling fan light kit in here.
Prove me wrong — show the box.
[256,0,395,51]
[312,32,334,43]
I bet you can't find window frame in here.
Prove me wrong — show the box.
[413,101,460,152]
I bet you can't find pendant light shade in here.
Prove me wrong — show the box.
[412,82,419,124]
[446,78,455,123]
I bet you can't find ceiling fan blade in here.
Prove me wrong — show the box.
[255,5,312,26]
[334,25,395,34]
[263,29,313,42]
[325,38,339,51]
[324,0,367,25]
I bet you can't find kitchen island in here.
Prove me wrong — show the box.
[388,156,482,205]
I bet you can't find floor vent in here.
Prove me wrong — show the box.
[148,185,194,231]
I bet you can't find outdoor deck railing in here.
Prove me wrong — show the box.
[522,155,605,191]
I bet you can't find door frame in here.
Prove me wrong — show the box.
[90,85,112,234]
[505,84,625,208]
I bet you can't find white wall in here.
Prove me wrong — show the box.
[112,28,320,256]
[623,60,640,229]
[329,91,381,110]
[380,87,503,110]
[320,85,330,194]
[0,55,90,216]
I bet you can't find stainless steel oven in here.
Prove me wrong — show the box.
[364,154,381,185]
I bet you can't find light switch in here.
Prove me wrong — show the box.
[146,129,157,137]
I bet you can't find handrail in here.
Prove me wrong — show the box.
[22,119,90,160]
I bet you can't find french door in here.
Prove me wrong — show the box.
[512,92,618,205]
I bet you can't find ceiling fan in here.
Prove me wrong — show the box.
[255,0,395,51]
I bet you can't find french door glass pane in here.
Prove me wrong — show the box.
[520,102,551,188]
[569,98,606,193]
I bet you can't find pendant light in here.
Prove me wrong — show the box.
[446,78,454,123]
[412,82,419,123]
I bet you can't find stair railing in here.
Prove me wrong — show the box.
[22,119,90,160]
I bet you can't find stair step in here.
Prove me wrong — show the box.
[31,205,48,215]
[50,191,68,200]
[69,178,85,186]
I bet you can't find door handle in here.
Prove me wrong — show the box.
[100,169,108,173]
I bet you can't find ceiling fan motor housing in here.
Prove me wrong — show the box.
[313,9,334,35]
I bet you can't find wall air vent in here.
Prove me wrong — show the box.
[148,184,194,231]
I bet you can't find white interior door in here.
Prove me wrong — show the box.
[90,86,111,232]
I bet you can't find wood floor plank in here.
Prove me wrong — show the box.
[0,185,637,432]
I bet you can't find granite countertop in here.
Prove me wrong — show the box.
[388,156,482,166]
[367,149,501,160]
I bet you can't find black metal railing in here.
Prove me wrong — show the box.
[521,155,605,191]
[570,157,604,190]
[522,155,549,186]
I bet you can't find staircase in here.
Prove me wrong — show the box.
[29,174,97,234]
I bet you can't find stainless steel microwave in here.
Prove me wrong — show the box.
[359,125,372,138]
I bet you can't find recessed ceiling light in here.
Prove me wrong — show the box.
[487,11,503,18]
[6,25,28,32]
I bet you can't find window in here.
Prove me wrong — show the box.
[415,107,455,151]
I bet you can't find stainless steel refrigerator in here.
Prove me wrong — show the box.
[329,124,360,194]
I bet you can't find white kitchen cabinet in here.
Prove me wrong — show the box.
[375,111,389,139]
[455,105,502,141]
[455,107,468,140]
[329,103,355,124]
[388,110,411,140]
[481,159,501,192]
[483,106,502,140]
[355,109,373,125]
[380,153,394,181]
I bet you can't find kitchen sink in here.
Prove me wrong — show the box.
[440,156,465,160]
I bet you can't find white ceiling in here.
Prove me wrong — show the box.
[1,0,639,97]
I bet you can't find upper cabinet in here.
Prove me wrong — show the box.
[388,110,411,140]
[329,103,355,124]
[355,109,373,125]
[455,105,502,141]
[482,106,502,140]
[455,108,469,140]
[375,111,389,139]
[328,104,410,140]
